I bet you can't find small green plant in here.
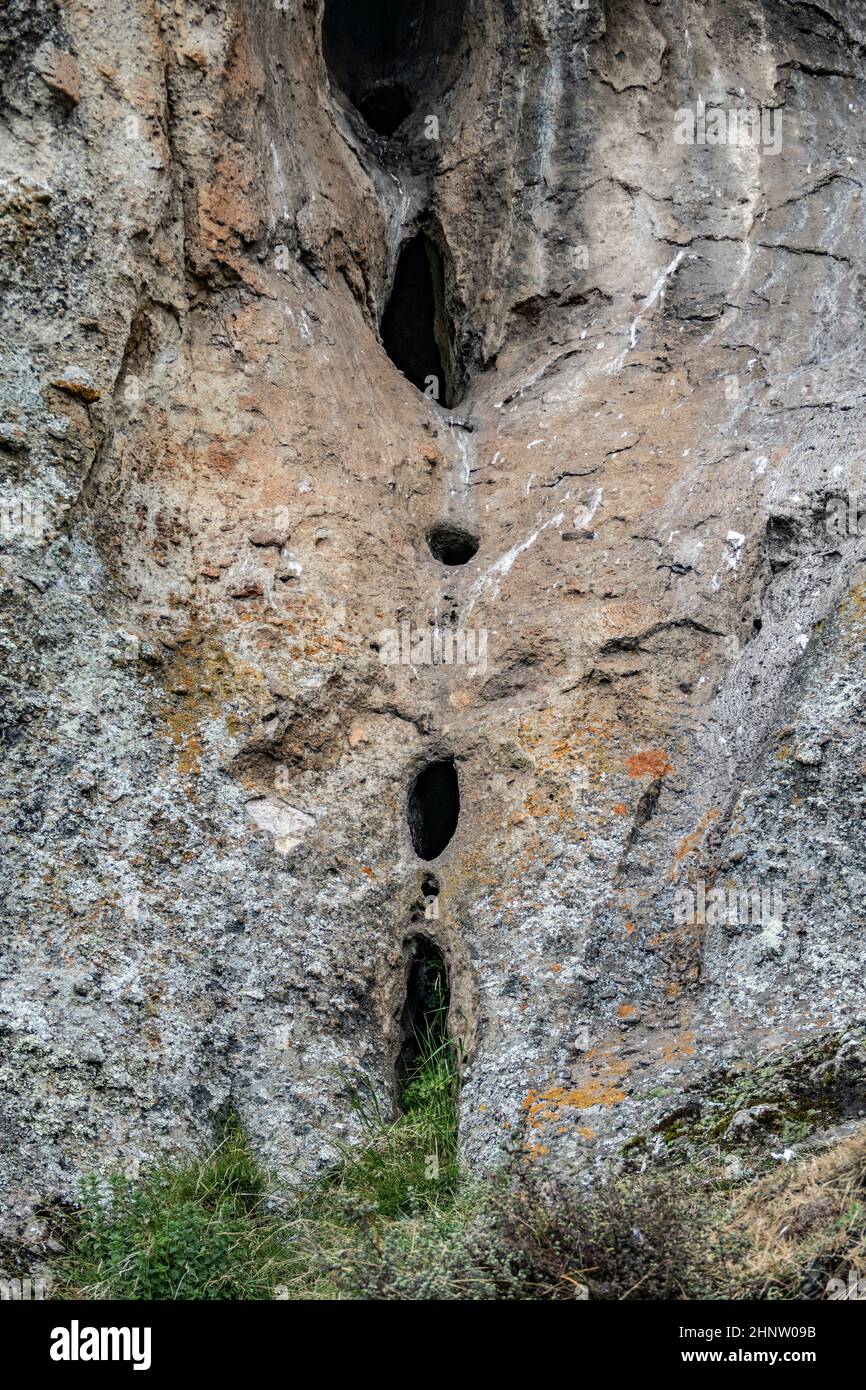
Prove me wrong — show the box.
[54,1115,294,1300]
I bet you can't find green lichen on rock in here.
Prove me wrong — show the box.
[622,1028,866,1172]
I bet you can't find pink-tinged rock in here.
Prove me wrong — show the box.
[248,528,287,548]
[37,48,81,106]
[227,578,263,599]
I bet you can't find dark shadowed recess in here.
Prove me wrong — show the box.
[407,758,460,860]
[397,934,449,1085]
[322,0,467,137]
[381,233,457,404]
[427,521,479,564]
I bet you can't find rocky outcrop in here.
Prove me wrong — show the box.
[1,0,865,1242]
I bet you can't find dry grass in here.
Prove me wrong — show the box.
[723,1128,866,1299]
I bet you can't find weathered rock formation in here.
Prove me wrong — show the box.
[2,0,865,1243]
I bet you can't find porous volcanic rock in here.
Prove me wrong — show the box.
[1,0,865,1243]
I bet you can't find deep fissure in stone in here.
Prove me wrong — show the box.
[427,521,479,565]
[322,0,466,137]
[397,934,449,1088]
[407,758,460,860]
[381,233,456,405]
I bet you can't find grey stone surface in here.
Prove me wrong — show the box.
[1,0,865,1243]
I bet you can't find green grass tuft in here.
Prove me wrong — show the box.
[51,1029,866,1300]
[54,1115,294,1300]
[324,1020,461,1221]
[54,1021,464,1300]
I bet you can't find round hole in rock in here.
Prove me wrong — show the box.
[426,521,479,566]
[357,82,413,137]
[421,872,440,898]
[381,232,456,406]
[407,758,459,860]
[397,935,449,1092]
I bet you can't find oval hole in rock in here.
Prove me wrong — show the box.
[397,935,449,1093]
[407,758,459,860]
[426,521,479,565]
[381,233,456,406]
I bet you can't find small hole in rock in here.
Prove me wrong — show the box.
[397,935,449,1091]
[426,521,479,565]
[408,758,460,860]
[421,873,440,898]
[381,233,456,405]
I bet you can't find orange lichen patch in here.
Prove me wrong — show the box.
[514,706,621,780]
[624,920,636,934]
[155,620,267,785]
[524,1143,549,1161]
[551,963,562,974]
[662,1029,696,1062]
[174,732,203,778]
[523,788,571,824]
[613,802,629,815]
[672,808,720,869]
[626,749,674,778]
[564,1079,627,1109]
[522,1069,627,1128]
[360,865,374,877]
[617,1003,639,1020]
[300,634,349,661]
[578,1125,596,1140]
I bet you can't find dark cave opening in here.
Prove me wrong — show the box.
[381,233,454,405]
[397,934,449,1087]
[407,758,460,860]
[357,82,413,138]
[427,521,479,565]
[322,0,466,138]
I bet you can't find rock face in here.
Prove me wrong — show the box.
[1,0,865,1239]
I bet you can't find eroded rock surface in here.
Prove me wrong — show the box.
[1,0,865,1241]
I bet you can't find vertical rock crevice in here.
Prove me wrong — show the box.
[396,933,450,1093]
[380,229,460,405]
